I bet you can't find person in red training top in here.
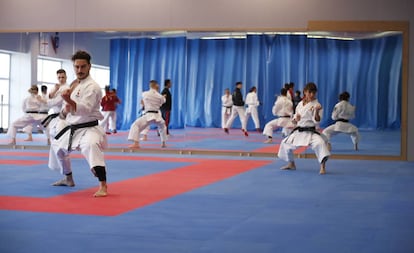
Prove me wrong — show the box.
[100,86,121,134]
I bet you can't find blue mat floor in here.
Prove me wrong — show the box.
[1,150,414,253]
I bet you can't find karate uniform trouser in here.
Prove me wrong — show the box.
[263,117,294,137]
[22,119,50,140]
[48,126,107,175]
[48,117,66,139]
[140,126,150,135]
[246,106,260,129]
[221,107,232,129]
[7,114,45,139]
[225,105,247,130]
[322,124,360,145]
[278,133,330,163]
[128,116,167,144]
[100,111,117,132]
[263,118,293,137]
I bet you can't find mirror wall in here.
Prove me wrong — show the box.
[0,23,407,159]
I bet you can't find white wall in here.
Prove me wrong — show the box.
[0,0,413,160]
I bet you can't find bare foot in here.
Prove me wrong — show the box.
[319,163,326,175]
[8,139,16,145]
[128,144,140,149]
[280,162,296,170]
[264,138,272,144]
[94,185,107,197]
[24,137,33,142]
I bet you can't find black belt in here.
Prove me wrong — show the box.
[336,118,349,123]
[292,126,320,135]
[41,113,59,127]
[145,110,159,114]
[55,120,99,151]
[279,115,290,118]
[223,106,232,108]
[26,111,48,114]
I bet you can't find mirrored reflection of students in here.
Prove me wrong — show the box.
[224,81,248,136]
[322,91,360,151]
[262,88,295,143]
[245,86,261,132]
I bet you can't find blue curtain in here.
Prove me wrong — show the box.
[110,34,401,131]
[186,38,247,127]
[110,37,187,130]
[245,35,308,129]
[307,35,402,129]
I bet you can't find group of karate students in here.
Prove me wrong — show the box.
[7,51,109,197]
[6,55,361,199]
[222,81,360,175]
[7,69,69,146]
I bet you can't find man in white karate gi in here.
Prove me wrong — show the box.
[48,51,108,197]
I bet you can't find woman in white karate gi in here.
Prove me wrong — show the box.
[278,82,330,175]
[322,91,360,151]
[245,86,261,131]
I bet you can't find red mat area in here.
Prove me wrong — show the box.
[0,156,270,216]
[253,144,307,154]
[0,160,46,165]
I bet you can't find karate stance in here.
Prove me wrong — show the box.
[224,82,248,136]
[128,80,167,148]
[41,69,69,140]
[263,88,295,143]
[49,50,108,197]
[22,85,50,141]
[221,88,233,129]
[7,85,48,145]
[322,91,360,151]
[278,82,330,175]
[245,86,261,131]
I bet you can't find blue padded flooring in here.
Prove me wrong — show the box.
[1,149,413,253]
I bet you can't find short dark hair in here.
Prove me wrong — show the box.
[71,50,91,64]
[339,91,350,101]
[249,86,256,92]
[41,85,47,92]
[236,81,242,86]
[280,88,288,96]
[56,69,66,75]
[164,79,171,87]
[304,82,317,93]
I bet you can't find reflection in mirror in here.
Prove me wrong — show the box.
[305,31,402,157]
[0,30,403,158]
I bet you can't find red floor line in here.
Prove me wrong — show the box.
[0,159,271,216]
[0,160,46,165]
